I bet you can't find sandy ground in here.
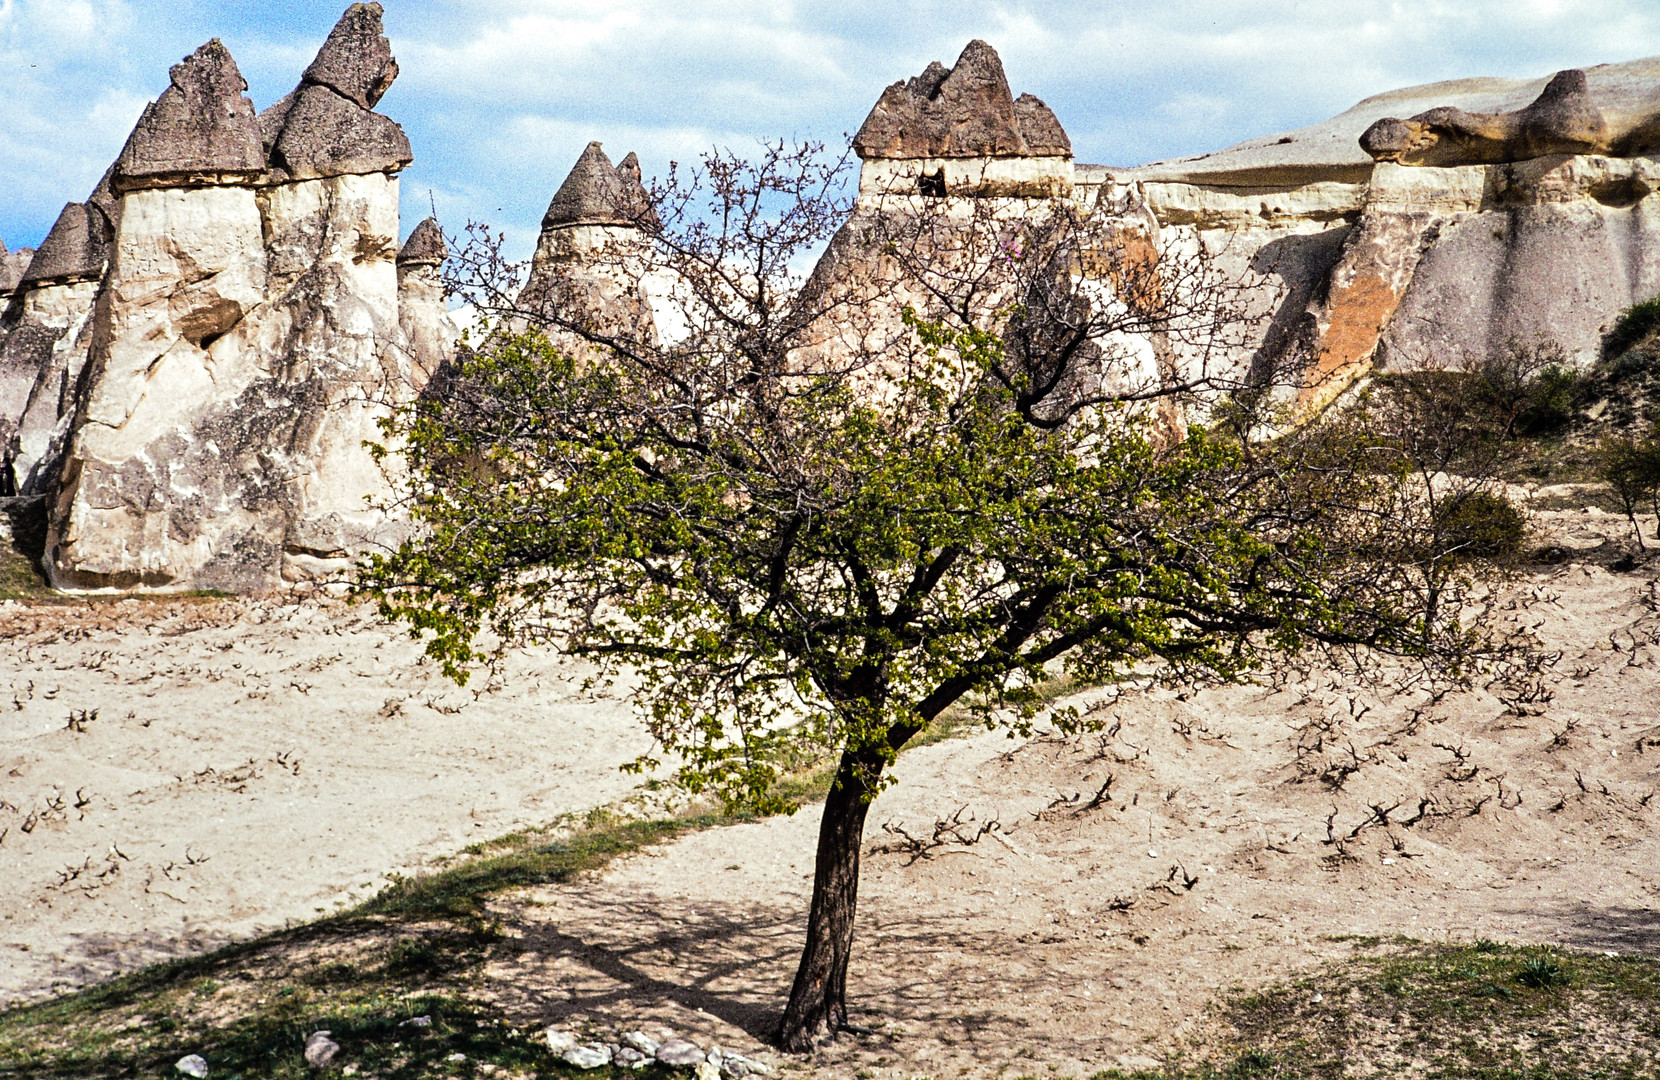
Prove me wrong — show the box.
[4,492,1660,1078]
[0,598,653,1002]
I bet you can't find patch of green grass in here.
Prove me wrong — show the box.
[1515,951,1571,990]
[0,544,55,602]
[362,811,739,920]
[0,498,59,602]
[1092,942,1660,1080]
[0,802,755,1078]
[1606,294,1660,362]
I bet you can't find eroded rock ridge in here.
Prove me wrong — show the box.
[7,31,1660,592]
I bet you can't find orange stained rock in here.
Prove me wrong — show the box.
[1297,268,1402,415]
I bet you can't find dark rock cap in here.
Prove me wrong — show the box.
[853,40,1071,160]
[86,166,119,234]
[257,91,297,155]
[267,82,412,181]
[1518,69,1608,155]
[542,142,655,229]
[0,248,33,295]
[615,152,660,228]
[113,39,265,188]
[397,217,446,266]
[20,202,109,286]
[1361,67,1610,166]
[261,4,410,181]
[302,3,399,110]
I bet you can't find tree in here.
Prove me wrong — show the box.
[358,143,1512,1050]
[1595,426,1660,549]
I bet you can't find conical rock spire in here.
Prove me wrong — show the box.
[397,217,446,266]
[853,39,1070,160]
[303,2,399,109]
[113,39,264,188]
[262,2,411,181]
[543,142,653,230]
[19,202,108,286]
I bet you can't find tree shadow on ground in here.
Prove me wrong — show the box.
[491,893,1058,1056]
[1499,900,1660,954]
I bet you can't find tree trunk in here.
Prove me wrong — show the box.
[778,750,882,1051]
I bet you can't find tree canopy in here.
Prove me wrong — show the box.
[357,143,1518,1049]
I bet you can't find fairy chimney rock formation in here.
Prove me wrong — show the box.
[302,1,398,108]
[519,142,657,348]
[541,142,654,234]
[852,40,1073,199]
[397,217,457,380]
[43,3,427,592]
[1,175,114,497]
[397,216,445,266]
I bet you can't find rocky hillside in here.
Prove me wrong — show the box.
[1112,56,1660,414]
[4,22,1659,595]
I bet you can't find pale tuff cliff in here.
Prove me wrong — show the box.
[0,3,450,593]
[1111,55,1660,411]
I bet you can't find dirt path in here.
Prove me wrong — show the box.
[0,598,653,1003]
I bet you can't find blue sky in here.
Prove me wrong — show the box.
[5,0,1660,258]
